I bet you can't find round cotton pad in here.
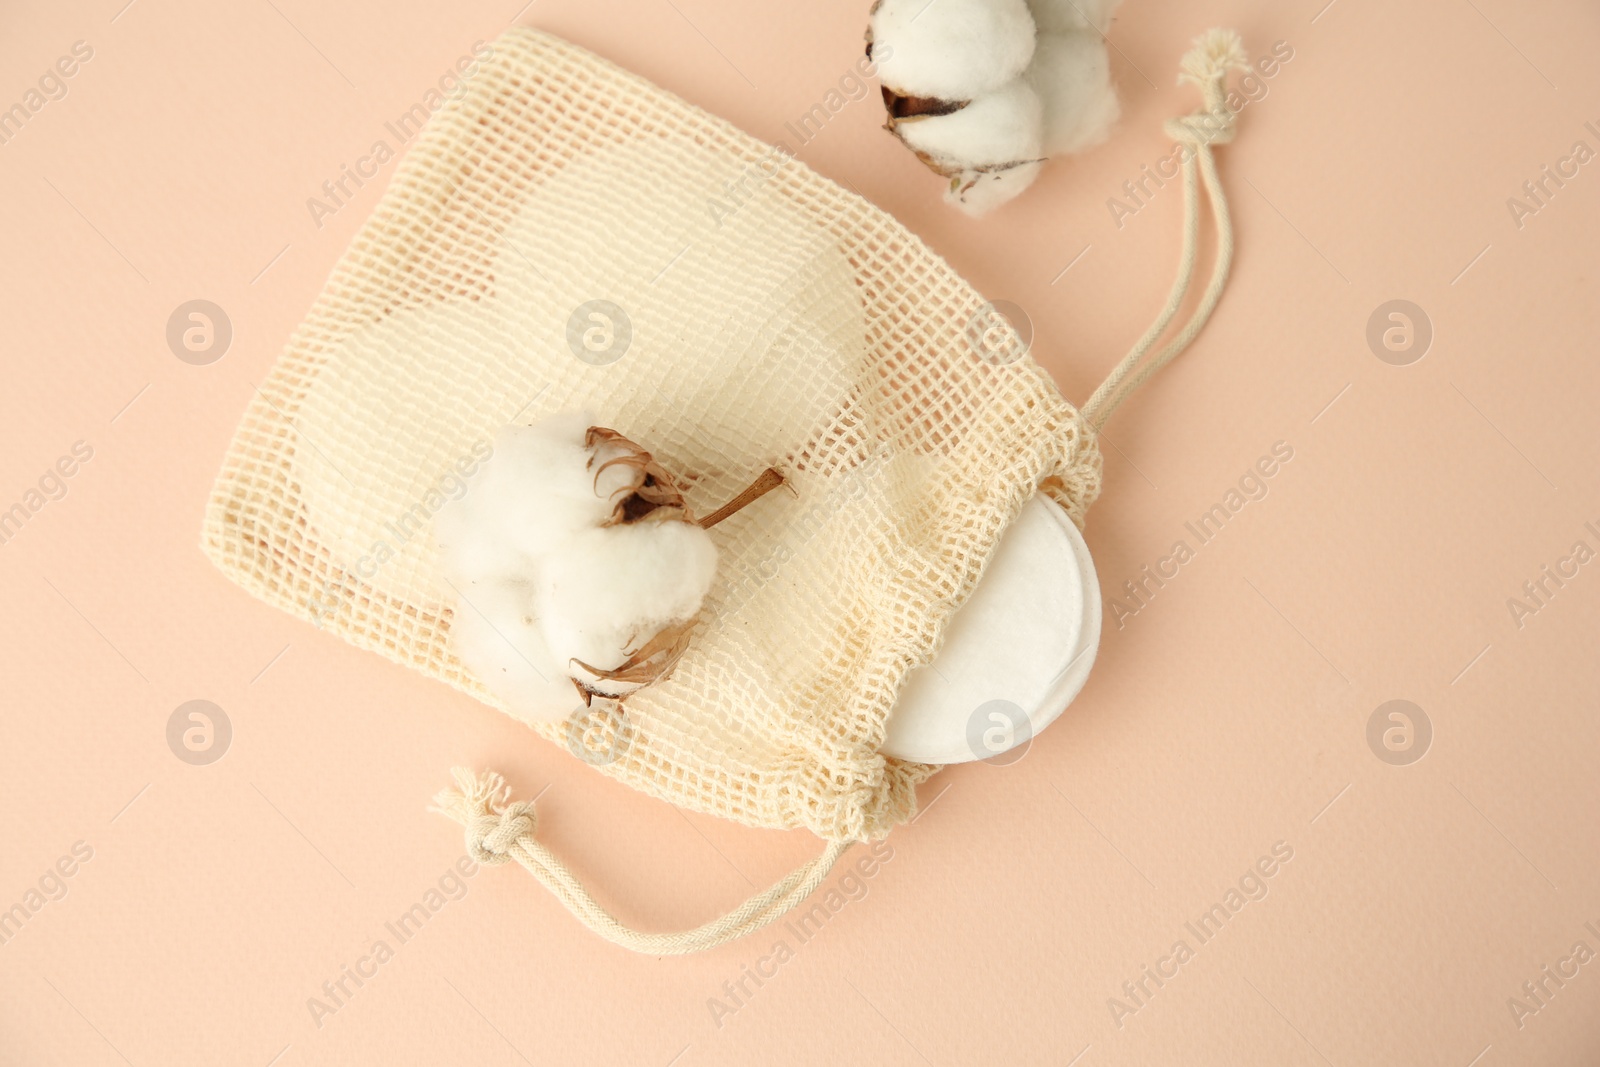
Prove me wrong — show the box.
[880,494,1101,763]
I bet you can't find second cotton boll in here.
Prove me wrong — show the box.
[435,414,719,722]
[869,0,1121,215]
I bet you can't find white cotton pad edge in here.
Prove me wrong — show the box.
[880,493,1101,763]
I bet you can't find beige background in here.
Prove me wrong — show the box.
[2,0,1597,1063]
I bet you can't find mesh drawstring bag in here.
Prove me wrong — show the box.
[202,26,1246,955]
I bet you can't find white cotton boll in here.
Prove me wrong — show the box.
[437,411,725,707]
[871,0,1037,101]
[1026,31,1120,155]
[869,0,1119,212]
[434,413,630,583]
[896,77,1044,169]
[894,79,1045,217]
[1024,0,1118,34]
[448,578,579,722]
[537,521,719,697]
[948,159,1045,215]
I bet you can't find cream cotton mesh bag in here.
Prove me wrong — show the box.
[202,26,1248,955]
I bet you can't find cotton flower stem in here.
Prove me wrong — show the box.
[698,468,786,529]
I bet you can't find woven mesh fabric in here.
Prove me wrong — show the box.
[201,27,1103,842]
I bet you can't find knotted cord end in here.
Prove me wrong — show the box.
[433,767,539,865]
[1177,28,1248,90]
[1164,28,1249,148]
[431,766,507,822]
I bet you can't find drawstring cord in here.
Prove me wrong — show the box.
[1082,29,1247,430]
[435,768,851,955]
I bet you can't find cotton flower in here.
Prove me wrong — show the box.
[436,413,783,722]
[446,577,578,718]
[536,521,718,699]
[435,413,720,721]
[869,0,1037,101]
[434,411,635,581]
[893,77,1046,216]
[1026,28,1118,155]
[869,0,1121,215]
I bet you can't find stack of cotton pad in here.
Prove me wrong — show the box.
[881,495,1101,762]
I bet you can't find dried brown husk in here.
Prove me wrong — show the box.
[574,428,786,700]
[882,86,969,123]
[865,21,974,180]
[586,426,695,526]
[570,617,697,704]
[949,156,1047,195]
